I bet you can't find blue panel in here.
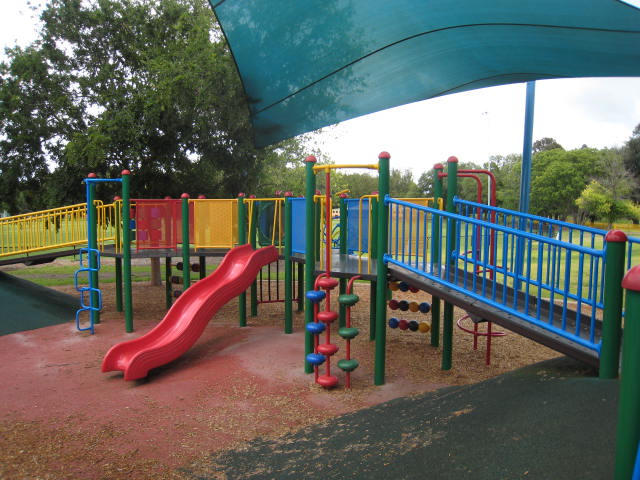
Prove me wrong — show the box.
[290,198,306,254]
[346,198,369,254]
[211,0,640,146]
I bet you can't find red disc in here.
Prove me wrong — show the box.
[317,343,339,356]
[317,277,339,290]
[317,375,338,388]
[398,319,409,330]
[317,310,338,324]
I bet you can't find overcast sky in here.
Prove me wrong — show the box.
[3,1,640,178]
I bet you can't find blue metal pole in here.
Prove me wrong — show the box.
[516,81,536,291]
[519,81,536,214]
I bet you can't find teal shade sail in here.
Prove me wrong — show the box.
[210,1,640,147]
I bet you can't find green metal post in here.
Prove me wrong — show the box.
[87,177,100,325]
[199,256,206,279]
[113,195,123,313]
[284,195,293,333]
[237,194,247,327]
[369,280,377,341]
[442,156,458,371]
[250,200,258,317]
[431,163,444,347]
[600,230,627,379]
[115,257,123,312]
[297,262,304,312]
[121,170,133,332]
[370,195,379,340]
[181,193,191,290]
[165,257,172,310]
[339,194,348,328]
[304,156,317,373]
[615,265,640,479]
[375,152,390,385]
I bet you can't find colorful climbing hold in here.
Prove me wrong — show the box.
[317,310,338,324]
[419,302,431,314]
[338,293,360,306]
[306,290,326,303]
[306,322,326,334]
[306,353,326,366]
[418,321,431,333]
[337,359,359,372]
[317,343,339,356]
[338,327,359,340]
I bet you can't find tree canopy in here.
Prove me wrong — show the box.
[0,0,308,213]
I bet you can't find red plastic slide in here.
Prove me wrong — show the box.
[102,244,278,380]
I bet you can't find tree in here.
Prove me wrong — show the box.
[576,180,639,227]
[529,148,598,219]
[483,153,521,210]
[623,123,640,201]
[533,137,563,154]
[0,0,308,213]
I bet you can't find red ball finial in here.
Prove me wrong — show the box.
[434,163,444,170]
[164,196,172,199]
[181,193,189,199]
[284,191,293,197]
[88,172,97,178]
[605,230,628,242]
[315,189,321,195]
[197,194,206,199]
[249,194,256,199]
[378,151,391,159]
[121,169,131,175]
[275,190,282,197]
[114,196,121,201]
[622,265,640,292]
[447,156,458,163]
[238,192,245,198]
[338,193,348,198]
[305,155,317,163]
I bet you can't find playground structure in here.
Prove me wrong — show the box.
[3,153,640,476]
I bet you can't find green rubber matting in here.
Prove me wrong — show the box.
[182,357,618,479]
[0,271,77,335]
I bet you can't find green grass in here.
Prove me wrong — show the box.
[5,263,152,287]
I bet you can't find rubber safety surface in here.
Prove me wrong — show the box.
[181,357,618,479]
[0,271,76,335]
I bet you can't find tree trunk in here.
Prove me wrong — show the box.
[150,257,162,286]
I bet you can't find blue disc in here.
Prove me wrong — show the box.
[388,317,399,328]
[419,302,431,314]
[306,353,326,366]
[306,322,326,334]
[306,290,326,303]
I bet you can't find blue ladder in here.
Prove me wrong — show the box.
[74,248,102,334]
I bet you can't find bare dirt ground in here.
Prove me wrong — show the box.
[0,258,561,480]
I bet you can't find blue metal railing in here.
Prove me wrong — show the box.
[386,197,606,353]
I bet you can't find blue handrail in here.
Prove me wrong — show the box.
[385,196,605,353]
